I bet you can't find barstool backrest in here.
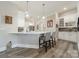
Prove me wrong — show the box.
[45,32,51,41]
[53,32,55,38]
[40,34,44,37]
[39,34,45,41]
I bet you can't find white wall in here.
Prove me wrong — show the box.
[0,2,19,32]
[0,2,19,51]
[36,14,57,33]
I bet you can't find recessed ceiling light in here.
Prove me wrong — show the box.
[64,7,67,10]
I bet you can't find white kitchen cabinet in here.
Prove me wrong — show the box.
[59,32,77,42]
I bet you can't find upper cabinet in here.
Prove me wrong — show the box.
[59,18,64,28]
[58,8,77,28]
[60,14,77,28]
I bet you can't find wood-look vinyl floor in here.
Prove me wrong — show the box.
[0,39,78,58]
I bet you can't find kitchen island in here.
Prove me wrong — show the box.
[10,31,50,49]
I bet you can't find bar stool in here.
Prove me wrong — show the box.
[39,33,51,52]
[39,34,45,48]
[50,33,54,47]
[53,32,56,45]
[44,32,51,52]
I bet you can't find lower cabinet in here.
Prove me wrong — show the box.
[59,32,77,42]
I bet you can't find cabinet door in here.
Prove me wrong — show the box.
[70,32,76,42]
[59,32,62,39]
[59,32,76,42]
[59,32,64,39]
[64,32,68,40]
[65,32,76,42]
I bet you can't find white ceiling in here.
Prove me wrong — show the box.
[11,1,77,17]
[0,1,78,17]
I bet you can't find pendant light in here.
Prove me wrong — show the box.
[25,1,30,18]
[42,3,46,19]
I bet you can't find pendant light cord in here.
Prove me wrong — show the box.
[27,1,29,12]
[42,3,45,16]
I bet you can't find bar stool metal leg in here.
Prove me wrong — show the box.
[49,40,51,48]
[54,37,56,45]
[45,42,47,52]
[52,38,54,47]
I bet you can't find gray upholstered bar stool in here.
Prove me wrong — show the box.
[53,32,56,45]
[39,32,51,52]
[50,32,54,47]
[44,32,51,52]
[39,34,45,48]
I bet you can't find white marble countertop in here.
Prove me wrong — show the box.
[9,31,50,34]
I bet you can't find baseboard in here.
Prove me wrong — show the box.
[12,44,39,49]
[0,47,6,52]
